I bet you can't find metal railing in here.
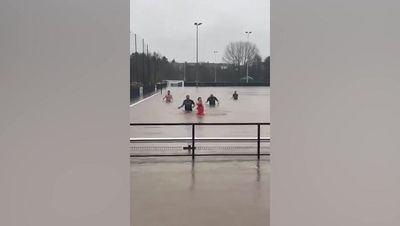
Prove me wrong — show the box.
[130,122,270,159]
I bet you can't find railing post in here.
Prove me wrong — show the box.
[192,124,195,160]
[257,124,261,159]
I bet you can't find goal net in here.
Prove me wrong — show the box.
[164,80,185,87]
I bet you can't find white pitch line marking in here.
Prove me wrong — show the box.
[130,92,160,107]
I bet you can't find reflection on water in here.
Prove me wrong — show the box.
[190,160,195,191]
[256,160,261,182]
[132,158,269,186]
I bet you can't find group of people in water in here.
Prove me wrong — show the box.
[162,90,239,116]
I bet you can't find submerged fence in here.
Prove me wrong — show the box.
[130,122,270,159]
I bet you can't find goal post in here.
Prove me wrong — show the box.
[163,80,185,88]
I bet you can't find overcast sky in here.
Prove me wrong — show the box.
[130,0,270,63]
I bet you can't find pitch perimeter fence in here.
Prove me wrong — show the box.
[130,122,270,159]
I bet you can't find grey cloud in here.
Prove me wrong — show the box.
[131,0,270,62]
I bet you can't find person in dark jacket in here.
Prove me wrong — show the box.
[206,94,219,107]
[178,95,195,112]
[232,91,239,100]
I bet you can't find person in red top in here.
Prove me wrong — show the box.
[196,97,204,115]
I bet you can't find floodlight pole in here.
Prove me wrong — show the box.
[245,31,252,83]
[194,22,202,86]
[213,50,218,83]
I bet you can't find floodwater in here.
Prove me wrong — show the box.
[130,86,270,138]
[130,86,270,226]
[131,159,270,226]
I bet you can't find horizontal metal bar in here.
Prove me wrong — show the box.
[130,153,270,157]
[191,153,270,156]
[130,137,270,143]
[131,154,190,157]
[130,122,270,126]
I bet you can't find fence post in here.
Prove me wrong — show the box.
[257,124,261,159]
[192,124,195,160]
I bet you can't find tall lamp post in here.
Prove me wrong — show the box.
[213,50,218,83]
[194,22,202,85]
[245,31,252,83]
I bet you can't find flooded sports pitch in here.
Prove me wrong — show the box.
[130,86,270,137]
[130,86,269,123]
[130,86,270,226]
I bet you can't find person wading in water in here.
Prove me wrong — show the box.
[196,97,205,115]
[178,95,195,112]
[163,90,173,103]
[206,94,219,107]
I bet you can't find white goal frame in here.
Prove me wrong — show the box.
[163,80,185,87]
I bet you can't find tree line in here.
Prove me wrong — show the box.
[130,41,270,89]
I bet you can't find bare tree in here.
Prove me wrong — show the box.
[222,41,260,67]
